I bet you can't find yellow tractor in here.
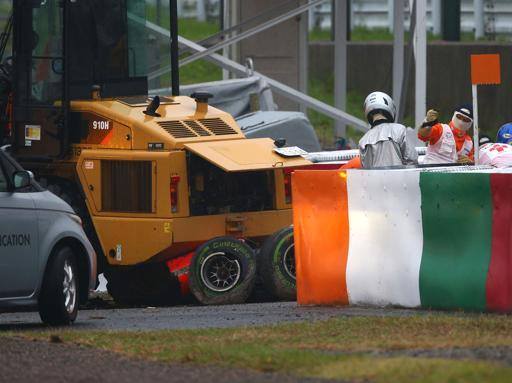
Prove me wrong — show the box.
[1,0,311,304]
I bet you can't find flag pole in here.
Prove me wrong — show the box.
[472,84,479,163]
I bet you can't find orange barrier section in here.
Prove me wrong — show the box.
[292,170,350,305]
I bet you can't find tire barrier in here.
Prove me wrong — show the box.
[189,236,257,305]
[292,169,512,312]
[258,226,296,301]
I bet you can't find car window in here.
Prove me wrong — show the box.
[0,150,44,193]
[1,151,21,181]
[0,159,8,192]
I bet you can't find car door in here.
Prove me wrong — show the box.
[0,152,39,298]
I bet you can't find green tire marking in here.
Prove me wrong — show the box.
[272,231,295,287]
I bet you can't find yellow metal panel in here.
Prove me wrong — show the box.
[76,149,186,218]
[66,109,132,150]
[173,210,293,242]
[93,217,173,266]
[184,138,312,172]
[76,148,174,161]
[274,169,291,210]
[173,215,226,242]
[70,97,246,152]
[79,158,102,212]
[242,210,292,236]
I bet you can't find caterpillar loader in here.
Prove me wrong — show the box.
[0,0,312,305]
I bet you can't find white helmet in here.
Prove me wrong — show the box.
[363,91,396,124]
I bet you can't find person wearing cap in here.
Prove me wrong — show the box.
[418,105,474,164]
[358,91,418,169]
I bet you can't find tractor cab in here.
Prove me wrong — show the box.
[11,0,149,158]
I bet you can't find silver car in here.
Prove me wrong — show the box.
[0,148,96,325]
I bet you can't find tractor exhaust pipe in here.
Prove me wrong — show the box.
[170,0,180,97]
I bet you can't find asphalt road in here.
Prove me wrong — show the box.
[0,301,442,331]
[0,337,340,383]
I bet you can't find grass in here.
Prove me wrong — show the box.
[316,357,511,383]
[0,2,12,57]
[310,26,512,42]
[180,59,222,85]
[310,26,417,42]
[308,79,367,148]
[0,0,9,14]
[178,18,220,42]
[8,314,512,383]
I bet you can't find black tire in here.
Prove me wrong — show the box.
[258,226,296,301]
[38,246,79,325]
[189,237,256,305]
[104,263,181,307]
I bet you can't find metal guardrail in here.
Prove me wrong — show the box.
[305,146,427,163]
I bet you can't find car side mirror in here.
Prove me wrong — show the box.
[13,171,32,189]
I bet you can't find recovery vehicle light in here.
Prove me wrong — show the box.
[170,175,180,213]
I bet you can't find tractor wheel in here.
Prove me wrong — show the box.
[104,263,181,307]
[258,226,296,301]
[189,237,256,305]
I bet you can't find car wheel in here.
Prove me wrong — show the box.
[189,237,256,305]
[258,226,296,301]
[38,246,79,325]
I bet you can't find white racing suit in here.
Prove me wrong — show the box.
[359,122,418,169]
[478,143,512,168]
